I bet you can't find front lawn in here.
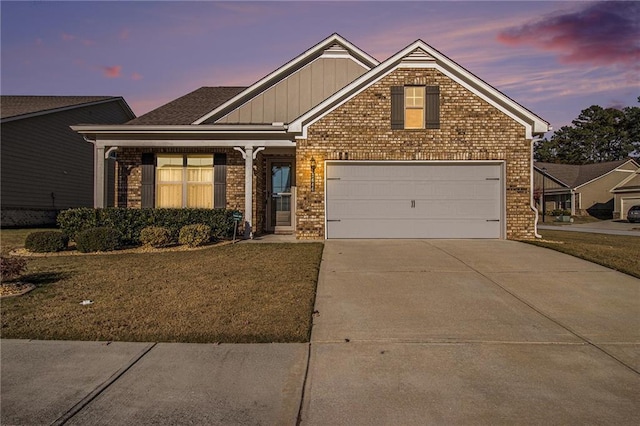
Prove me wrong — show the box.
[1,242,324,343]
[527,230,640,278]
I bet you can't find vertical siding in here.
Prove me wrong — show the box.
[1,101,132,210]
[217,57,368,124]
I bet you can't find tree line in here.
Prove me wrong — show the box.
[534,97,639,164]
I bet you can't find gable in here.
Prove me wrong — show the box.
[214,54,368,125]
[194,34,379,125]
[289,41,550,139]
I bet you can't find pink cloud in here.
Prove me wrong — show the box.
[102,65,122,78]
[61,33,75,41]
[497,1,639,67]
[131,72,143,81]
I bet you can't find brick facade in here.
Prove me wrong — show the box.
[295,68,536,240]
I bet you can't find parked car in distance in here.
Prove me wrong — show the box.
[627,205,640,223]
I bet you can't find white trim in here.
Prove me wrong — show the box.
[610,165,640,193]
[291,40,550,140]
[192,34,379,125]
[323,160,506,240]
[92,140,295,148]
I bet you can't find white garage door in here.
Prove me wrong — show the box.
[622,197,640,218]
[326,162,503,239]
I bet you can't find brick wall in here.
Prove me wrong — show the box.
[295,68,536,240]
[114,148,245,213]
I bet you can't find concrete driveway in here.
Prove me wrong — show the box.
[2,240,638,425]
[300,240,639,425]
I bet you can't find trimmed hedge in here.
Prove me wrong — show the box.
[179,224,211,247]
[140,226,173,248]
[58,208,240,245]
[75,227,121,253]
[25,231,69,253]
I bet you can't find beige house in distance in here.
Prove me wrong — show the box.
[611,168,640,220]
[73,34,550,240]
[534,159,640,218]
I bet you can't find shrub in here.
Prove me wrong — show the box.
[75,227,122,253]
[1,256,27,281]
[140,226,173,248]
[58,208,239,245]
[549,209,571,216]
[25,231,69,253]
[178,224,211,247]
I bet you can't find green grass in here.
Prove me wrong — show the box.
[1,242,324,343]
[527,229,640,278]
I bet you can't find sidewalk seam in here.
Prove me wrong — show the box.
[50,342,157,426]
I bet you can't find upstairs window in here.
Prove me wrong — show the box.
[391,85,440,130]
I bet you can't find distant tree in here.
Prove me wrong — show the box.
[535,99,639,164]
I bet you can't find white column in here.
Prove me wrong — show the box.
[94,146,105,208]
[244,146,254,239]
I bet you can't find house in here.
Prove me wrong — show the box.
[533,159,640,219]
[611,168,640,220]
[1,96,135,226]
[72,34,550,240]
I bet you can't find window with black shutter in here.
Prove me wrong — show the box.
[391,85,440,130]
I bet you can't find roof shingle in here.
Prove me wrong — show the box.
[1,95,117,120]
[127,87,247,125]
[535,159,635,188]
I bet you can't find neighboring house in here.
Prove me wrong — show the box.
[73,34,550,240]
[1,96,135,226]
[611,168,640,220]
[533,159,640,219]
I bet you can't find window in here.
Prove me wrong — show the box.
[391,85,440,130]
[156,154,214,208]
[404,86,425,129]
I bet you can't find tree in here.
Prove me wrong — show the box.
[535,99,639,164]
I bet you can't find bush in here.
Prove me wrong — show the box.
[178,224,211,247]
[140,226,173,248]
[1,256,27,281]
[549,209,571,216]
[75,227,122,253]
[58,208,239,245]
[25,231,69,253]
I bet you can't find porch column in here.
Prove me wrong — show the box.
[244,146,254,239]
[94,146,105,208]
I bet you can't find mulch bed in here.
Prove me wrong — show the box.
[0,282,36,298]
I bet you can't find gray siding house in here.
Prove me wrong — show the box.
[1,96,135,226]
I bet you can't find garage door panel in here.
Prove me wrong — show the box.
[328,218,501,239]
[326,162,503,239]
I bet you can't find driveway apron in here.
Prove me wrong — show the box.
[300,239,640,425]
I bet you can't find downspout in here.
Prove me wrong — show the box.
[530,136,542,239]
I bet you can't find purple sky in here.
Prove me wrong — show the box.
[2,1,638,134]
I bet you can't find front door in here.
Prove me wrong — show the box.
[267,159,295,233]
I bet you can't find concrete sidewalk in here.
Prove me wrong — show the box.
[1,341,307,425]
[2,240,638,425]
[538,219,640,236]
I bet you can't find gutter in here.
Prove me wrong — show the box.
[531,137,543,239]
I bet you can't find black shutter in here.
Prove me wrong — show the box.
[214,153,227,209]
[141,153,155,208]
[391,86,404,129]
[426,85,440,129]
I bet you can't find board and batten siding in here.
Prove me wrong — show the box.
[1,101,132,213]
[216,58,367,124]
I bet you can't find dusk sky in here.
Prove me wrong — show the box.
[2,1,638,134]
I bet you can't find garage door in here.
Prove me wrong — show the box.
[621,197,640,218]
[326,162,503,239]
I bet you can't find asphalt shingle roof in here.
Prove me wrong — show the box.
[1,95,117,120]
[127,87,247,125]
[535,159,634,188]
